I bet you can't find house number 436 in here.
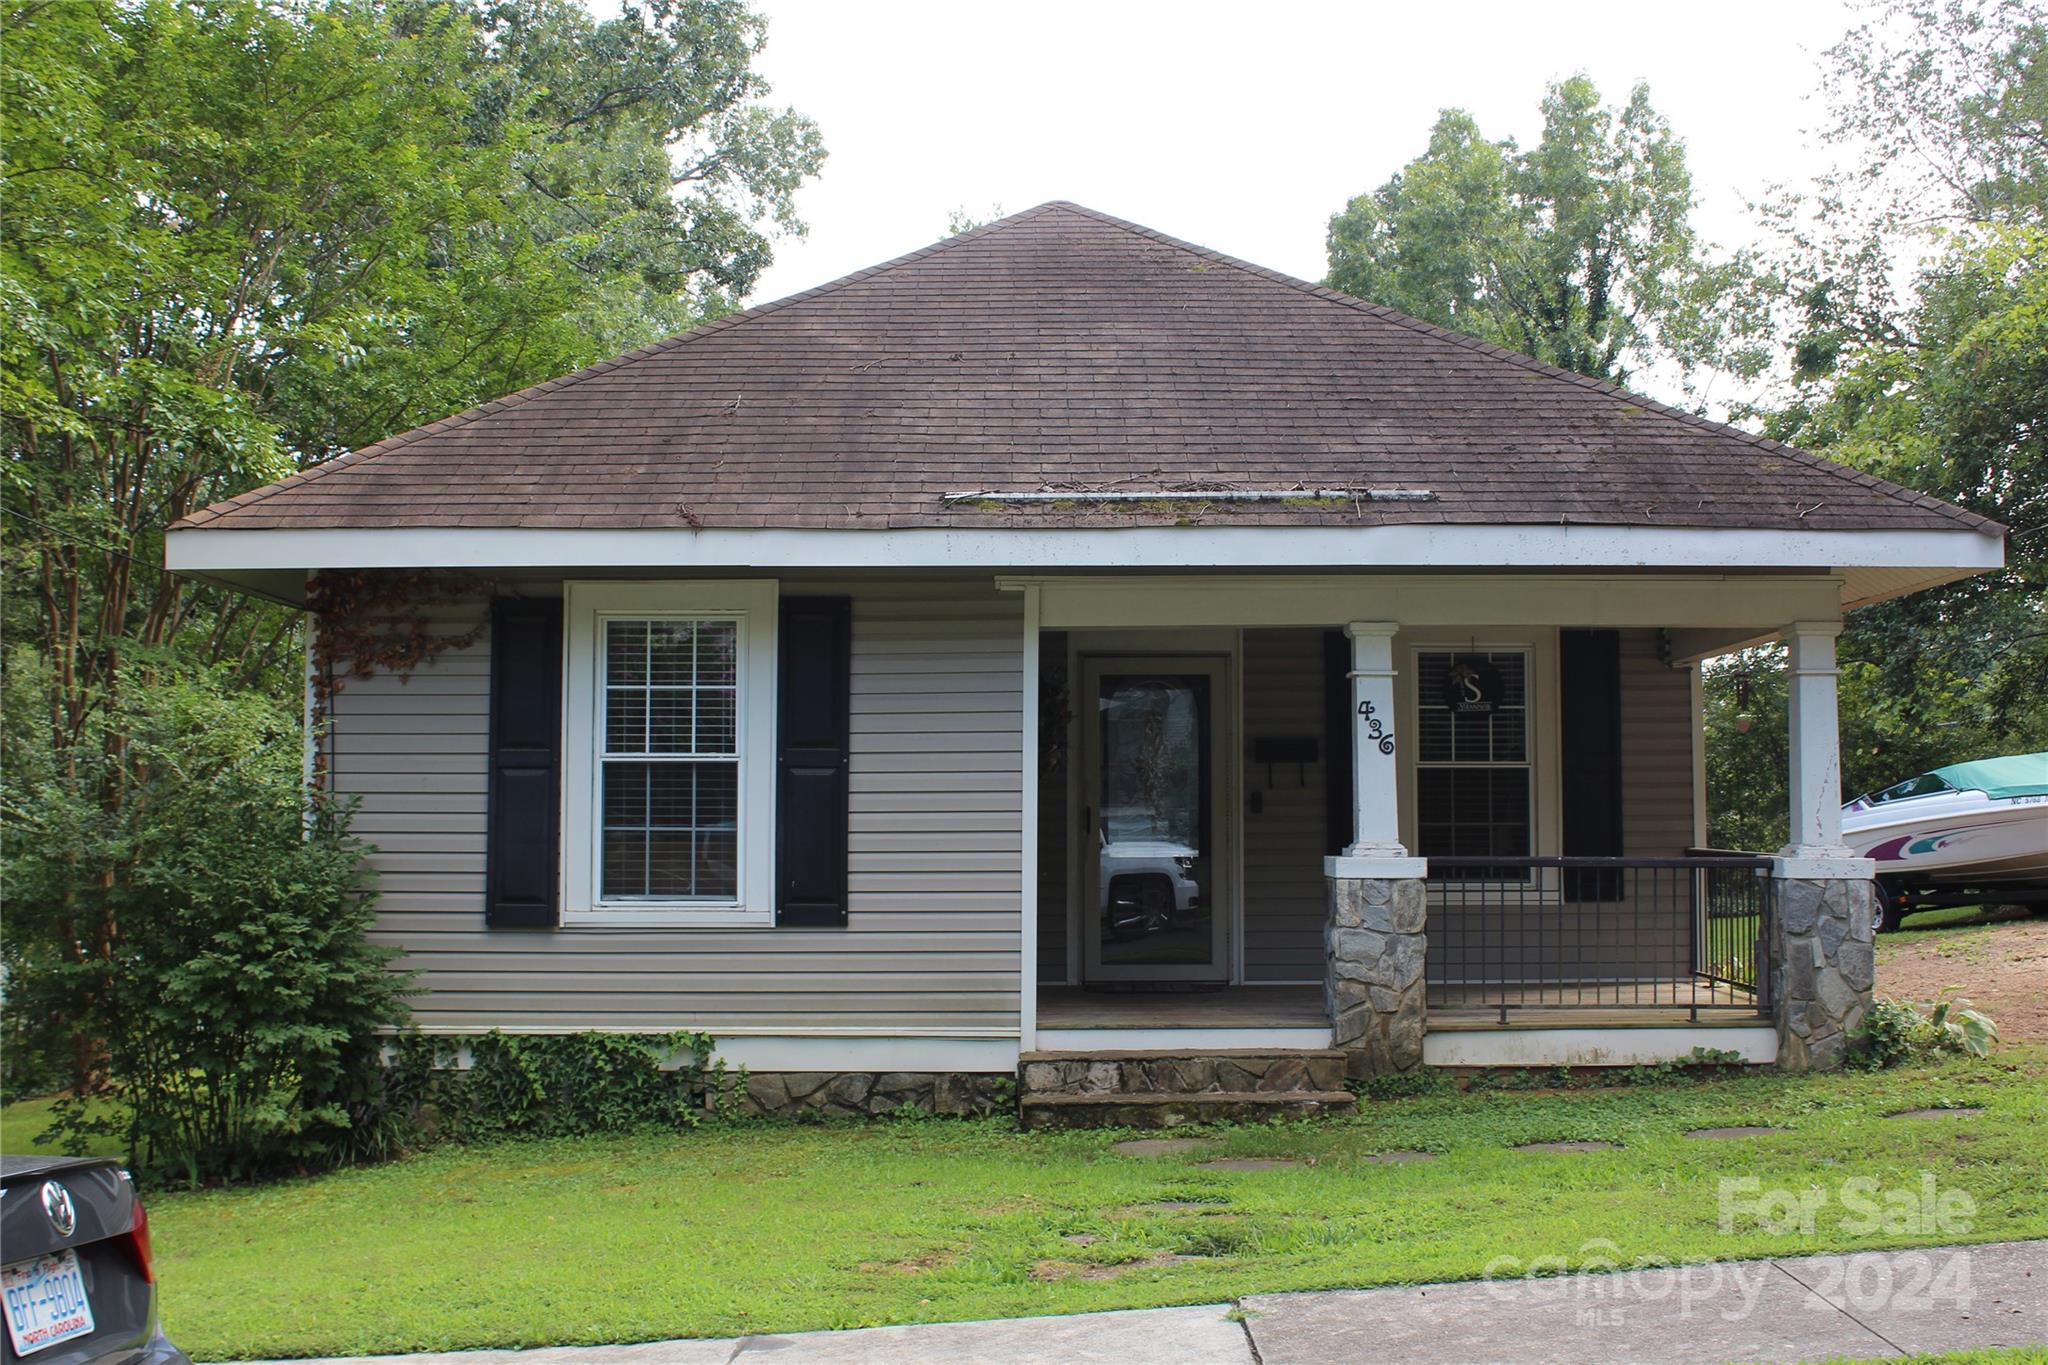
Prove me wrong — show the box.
[1357,699,1395,756]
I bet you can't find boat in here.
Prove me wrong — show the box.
[1842,753,2048,929]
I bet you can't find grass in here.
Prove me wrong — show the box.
[0,1094,123,1158]
[17,1049,2034,1360]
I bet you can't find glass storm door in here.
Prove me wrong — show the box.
[1080,657,1230,983]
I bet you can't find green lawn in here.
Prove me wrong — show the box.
[0,1094,124,1158]
[21,1049,2032,1360]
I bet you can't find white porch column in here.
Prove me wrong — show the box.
[1323,621,1426,1077]
[1771,619,1876,1071]
[1780,621,1855,862]
[1325,621,1425,879]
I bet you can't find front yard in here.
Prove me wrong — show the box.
[76,1048,2044,1359]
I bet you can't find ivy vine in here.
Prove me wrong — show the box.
[304,569,491,782]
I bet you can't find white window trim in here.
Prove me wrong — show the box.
[562,579,778,927]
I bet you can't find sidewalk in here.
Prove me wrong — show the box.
[237,1239,2045,1365]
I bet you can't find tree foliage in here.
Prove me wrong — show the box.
[1326,76,1764,394]
[1,652,405,1183]
[0,0,822,1104]
[1722,0,2048,818]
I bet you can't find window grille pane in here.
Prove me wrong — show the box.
[693,762,739,828]
[1417,706,1454,764]
[606,621,647,686]
[605,690,646,754]
[647,688,692,754]
[696,688,737,755]
[648,621,695,685]
[696,622,738,687]
[1452,709,1492,762]
[603,830,649,899]
[603,762,648,825]
[694,831,739,899]
[648,829,694,897]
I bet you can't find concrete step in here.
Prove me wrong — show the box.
[1019,1048,1348,1098]
[1019,1089,1357,1130]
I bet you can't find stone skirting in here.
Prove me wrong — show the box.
[1326,875,1428,1080]
[1770,874,1876,1071]
[742,1071,1007,1118]
[1021,1051,1347,1097]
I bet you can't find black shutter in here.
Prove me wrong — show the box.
[1559,628,1624,899]
[486,597,564,928]
[776,596,852,927]
[1323,630,1354,857]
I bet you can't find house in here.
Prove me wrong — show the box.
[165,203,2004,1124]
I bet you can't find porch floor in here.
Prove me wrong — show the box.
[1037,981,1763,1032]
[1431,978,1763,1030]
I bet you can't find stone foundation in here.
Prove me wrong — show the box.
[1326,875,1428,1080]
[742,1071,1007,1118]
[1771,874,1876,1071]
[1020,1052,1346,1097]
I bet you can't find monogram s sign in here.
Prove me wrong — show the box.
[1440,656,1504,715]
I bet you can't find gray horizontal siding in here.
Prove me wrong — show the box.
[1242,629,1330,982]
[1620,629,1699,858]
[327,578,1022,1035]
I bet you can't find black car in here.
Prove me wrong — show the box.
[0,1156,185,1365]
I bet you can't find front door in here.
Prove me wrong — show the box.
[1080,656,1230,984]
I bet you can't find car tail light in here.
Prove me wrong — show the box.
[126,1194,155,1283]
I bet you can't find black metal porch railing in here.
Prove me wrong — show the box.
[1425,855,1775,1021]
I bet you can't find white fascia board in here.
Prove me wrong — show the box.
[1026,573,1851,630]
[164,523,2003,576]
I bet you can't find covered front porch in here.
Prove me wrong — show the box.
[1014,572,1875,1072]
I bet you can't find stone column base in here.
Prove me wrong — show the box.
[1326,875,1427,1081]
[1771,873,1876,1071]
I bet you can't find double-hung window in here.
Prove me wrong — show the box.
[563,581,777,925]
[1415,649,1532,878]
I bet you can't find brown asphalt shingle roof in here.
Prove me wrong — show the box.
[174,202,1997,536]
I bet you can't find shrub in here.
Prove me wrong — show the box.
[1852,992,2000,1069]
[2,659,409,1185]
[1850,998,1924,1070]
[368,1031,743,1144]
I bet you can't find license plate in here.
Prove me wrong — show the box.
[2,1249,94,1356]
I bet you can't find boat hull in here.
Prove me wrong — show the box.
[1845,795,2048,889]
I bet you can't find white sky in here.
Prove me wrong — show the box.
[743,0,1862,315]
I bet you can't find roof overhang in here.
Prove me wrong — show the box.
[165,521,2005,610]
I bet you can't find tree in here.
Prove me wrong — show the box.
[1326,76,1763,394]
[946,203,1004,236]
[1747,0,2046,804]
[0,0,823,1095]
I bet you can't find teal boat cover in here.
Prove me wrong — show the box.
[1932,753,2048,799]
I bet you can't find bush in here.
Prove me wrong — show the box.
[1850,998,1924,1070]
[1851,992,2000,1070]
[368,1031,743,1143]
[2,658,409,1185]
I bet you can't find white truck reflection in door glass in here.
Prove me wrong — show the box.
[1098,809,1202,941]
